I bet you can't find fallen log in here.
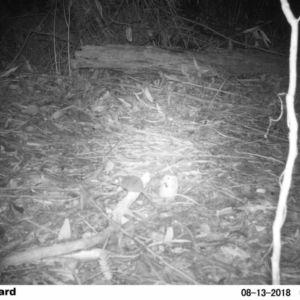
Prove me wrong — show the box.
[71,44,288,76]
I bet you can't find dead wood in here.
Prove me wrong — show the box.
[71,44,288,76]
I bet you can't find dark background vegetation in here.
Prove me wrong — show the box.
[0,0,299,74]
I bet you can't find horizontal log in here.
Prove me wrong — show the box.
[71,44,288,76]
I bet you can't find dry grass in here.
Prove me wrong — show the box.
[0,68,299,285]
